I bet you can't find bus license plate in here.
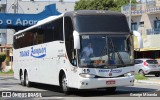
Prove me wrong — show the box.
[106,80,115,85]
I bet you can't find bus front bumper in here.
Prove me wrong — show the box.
[77,76,134,89]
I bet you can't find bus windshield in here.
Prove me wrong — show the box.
[79,34,134,68]
[75,15,129,33]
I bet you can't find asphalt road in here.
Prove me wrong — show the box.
[146,75,160,79]
[0,75,160,99]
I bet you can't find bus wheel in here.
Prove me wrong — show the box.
[61,74,70,94]
[20,72,25,86]
[25,72,31,87]
[105,87,116,94]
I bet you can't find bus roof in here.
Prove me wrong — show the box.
[64,10,125,17]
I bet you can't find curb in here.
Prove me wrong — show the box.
[135,80,160,85]
[0,74,13,77]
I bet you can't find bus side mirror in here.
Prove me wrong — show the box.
[133,30,143,48]
[73,30,80,49]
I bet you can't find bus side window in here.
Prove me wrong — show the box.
[33,32,37,45]
[53,17,63,41]
[24,31,34,47]
[36,27,44,44]
[64,16,75,65]
[20,35,24,48]
[14,34,24,49]
[44,22,54,42]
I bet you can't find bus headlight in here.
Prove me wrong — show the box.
[124,71,134,77]
[79,73,95,78]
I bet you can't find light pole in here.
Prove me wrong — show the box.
[129,0,131,31]
[13,0,18,13]
[17,0,18,13]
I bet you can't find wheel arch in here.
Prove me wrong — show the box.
[138,69,143,73]
[138,69,145,75]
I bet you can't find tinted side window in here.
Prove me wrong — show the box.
[64,16,74,65]
[13,17,63,49]
[146,60,158,64]
[24,31,35,47]
[65,17,73,41]
[35,28,44,45]
[53,17,63,40]
[135,60,143,64]
[36,17,63,44]
[14,33,26,49]
[14,31,35,49]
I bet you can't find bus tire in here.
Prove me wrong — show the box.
[105,87,116,94]
[24,71,31,87]
[60,74,70,94]
[20,71,25,86]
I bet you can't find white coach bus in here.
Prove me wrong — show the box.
[13,10,135,94]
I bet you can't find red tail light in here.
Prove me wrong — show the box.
[144,61,148,66]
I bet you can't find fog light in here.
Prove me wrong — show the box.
[79,73,95,78]
[81,82,84,85]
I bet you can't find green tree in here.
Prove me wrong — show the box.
[114,0,137,12]
[75,0,116,10]
[75,0,137,12]
[0,52,6,71]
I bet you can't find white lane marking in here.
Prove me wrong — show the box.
[36,97,64,99]
[0,88,12,90]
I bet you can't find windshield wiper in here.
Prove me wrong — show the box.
[109,39,125,66]
[99,45,107,61]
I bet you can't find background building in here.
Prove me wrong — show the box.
[0,0,75,45]
[0,0,75,71]
[122,0,160,59]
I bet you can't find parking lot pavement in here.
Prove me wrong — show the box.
[135,78,160,85]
